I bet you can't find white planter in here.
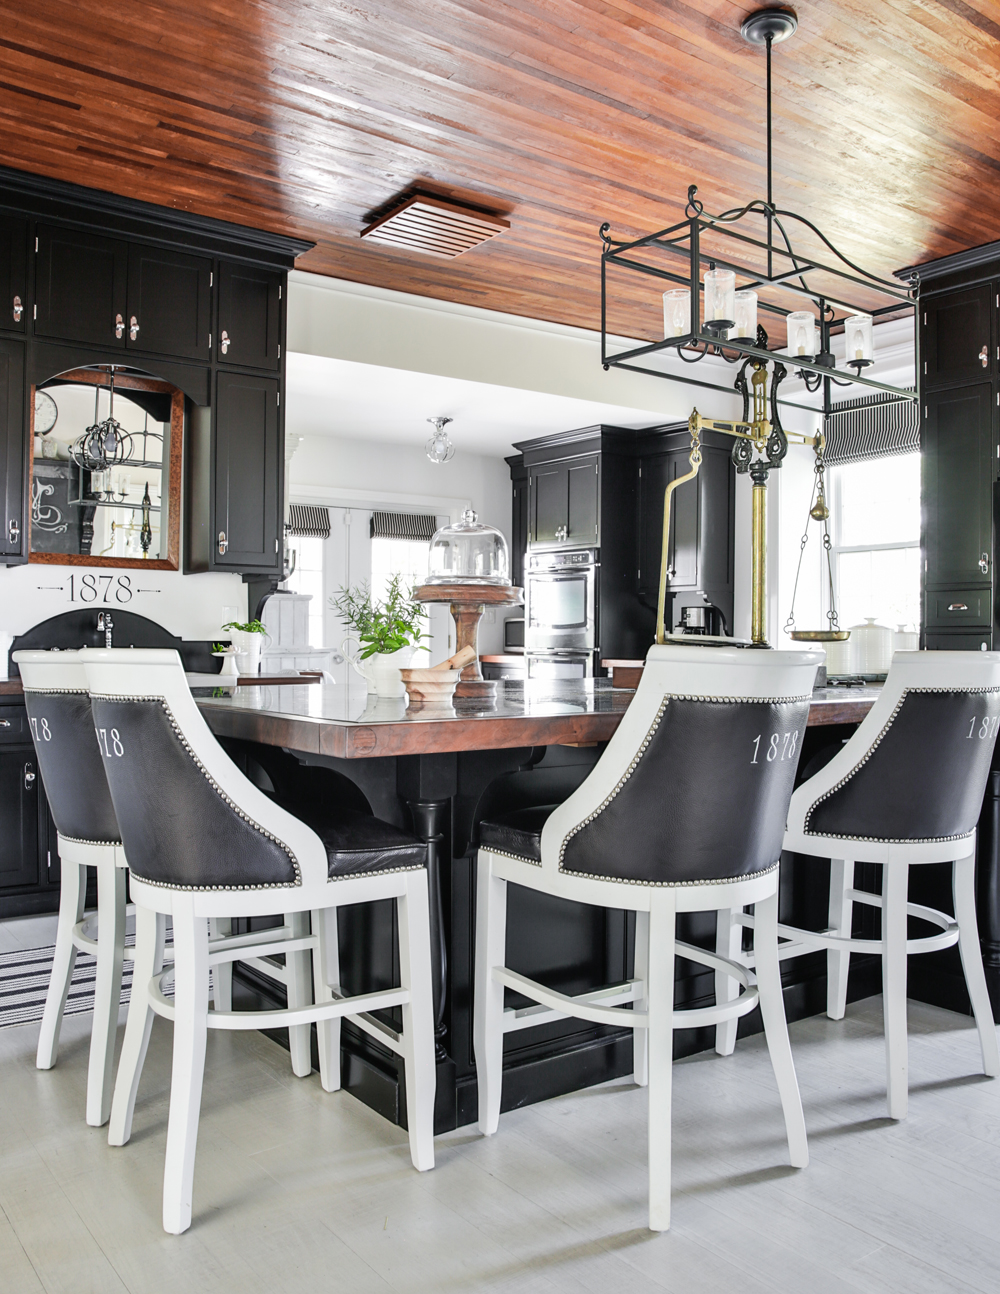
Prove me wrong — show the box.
[229,629,267,676]
[342,640,416,697]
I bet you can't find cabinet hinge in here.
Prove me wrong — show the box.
[208,332,212,349]
[278,344,281,358]
[923,361,927,374]
[210,271,214,287]
[34,236,38,253]
[924,405,928,418]
[33,304,36,320]
[276,539,279,553]
[923,311,927,325]
[278,285,282,300]
[276,391,280,407]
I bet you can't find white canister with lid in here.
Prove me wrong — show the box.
[824,635,853,677]
[894,624,919,652]
[847,617,893,676]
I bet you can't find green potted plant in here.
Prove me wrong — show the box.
[221,618,269,676]
[330,575,428,697]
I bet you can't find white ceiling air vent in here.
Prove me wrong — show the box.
[360,195,509,258]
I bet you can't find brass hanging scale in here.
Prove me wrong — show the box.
[784,437,849,642]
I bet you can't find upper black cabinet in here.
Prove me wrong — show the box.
[0,338,24,559]
[922,382,995,593]
[528,454,600,547]
[0,215,26,334]
[127,244,212,360]
[922,284,995,388]
[34,224,128,350]
[213,371,281,572]
[218,262,281,369]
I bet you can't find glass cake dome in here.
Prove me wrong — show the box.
[425,509,510,585]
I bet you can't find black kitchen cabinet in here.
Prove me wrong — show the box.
[636,429,734,634]
[922,383,994,606]
[0,338,24,560]
[922,284,995,389]
[0,740,39,891]
[126,244,212,360]
[213,371,281,572]
[508,456,528,587]
[0,214,26,334]
[528,453,599,547]
[217,262,281,370]
[34,224,129,350]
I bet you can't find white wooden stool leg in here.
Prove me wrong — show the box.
[87,859,126,1127]
[953,853,1000,1078]
[399,871,436,1172]
[755,887,808,1168]
[827,858,853,1020]
[313,906,342,1093]
[162,899,210,1235]
[285,911,313,1078]
[633,909,649,1085]
[209,918,232,1012]
[474,852,507,1136]
[36,860,85,1070]
[109,905,166,1146]
[882,861,909,1120]
[646,890,676,1232]
[714,907,742,1056]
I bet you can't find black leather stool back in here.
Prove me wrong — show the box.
[805,688,1000,842]
[562,694,811,884]
[90,695,299,891]
[20,674,120,845]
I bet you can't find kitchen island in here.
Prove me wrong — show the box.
[195,678,880,1133]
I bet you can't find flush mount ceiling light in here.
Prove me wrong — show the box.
[599,6,918,422]
[361,194,510,259]
[425,416,456,464]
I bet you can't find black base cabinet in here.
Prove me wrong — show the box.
[0,699,63,918]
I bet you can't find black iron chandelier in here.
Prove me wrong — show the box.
[599,6,919,423]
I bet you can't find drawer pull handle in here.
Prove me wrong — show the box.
[0,719,10,728]
[948,603,969,611]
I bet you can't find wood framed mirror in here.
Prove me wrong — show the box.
[28,367,182,570]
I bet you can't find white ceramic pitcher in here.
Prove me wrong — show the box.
[342,639,416,698]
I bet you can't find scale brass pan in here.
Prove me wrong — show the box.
[788,629,851,642]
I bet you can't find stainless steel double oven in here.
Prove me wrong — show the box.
[523,548,599,678]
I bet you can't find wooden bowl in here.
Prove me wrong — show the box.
[399,669,460,707]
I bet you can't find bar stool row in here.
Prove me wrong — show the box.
[16,644,1000,1236]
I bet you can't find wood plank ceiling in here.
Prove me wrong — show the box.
[0,0,998,341]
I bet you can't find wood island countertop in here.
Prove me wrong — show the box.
[193,678,880,760]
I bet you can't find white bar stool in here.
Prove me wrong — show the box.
[474,642,821,1231]
[16,648,129,1128]
[83,648,436,1235]
[719,650,1000,1119]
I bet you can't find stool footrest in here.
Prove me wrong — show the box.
[735,901,959,962]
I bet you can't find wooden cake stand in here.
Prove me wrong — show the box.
[415,582,524,698]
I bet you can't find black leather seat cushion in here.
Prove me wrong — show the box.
[480,805,559,861]
[281,800,428,878]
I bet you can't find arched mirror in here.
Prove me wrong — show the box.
[29,366,182,569]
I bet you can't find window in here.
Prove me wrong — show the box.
[285,535,325,646]
[830,452,920,632]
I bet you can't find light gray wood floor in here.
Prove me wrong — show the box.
[0,951,997,1294]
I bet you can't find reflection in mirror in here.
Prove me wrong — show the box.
[31,370,178,566]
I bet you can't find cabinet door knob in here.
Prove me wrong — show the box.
[129,315,139,341]
[218,531,228,555]
[980,552,990,574]
[555,524,567,542]
[980,345,989,368]
[24,763,35,790]
[12,295,22,322]
[8,518,19,545]
[221,330,231,354]
[115,313,125,339]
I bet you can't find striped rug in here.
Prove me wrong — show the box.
[0,941,135,1032]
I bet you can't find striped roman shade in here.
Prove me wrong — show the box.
[823,392,920,466]
[286,505,331,538]
[370,511,438,541]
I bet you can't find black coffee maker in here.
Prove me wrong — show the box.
[677,599,728,637]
